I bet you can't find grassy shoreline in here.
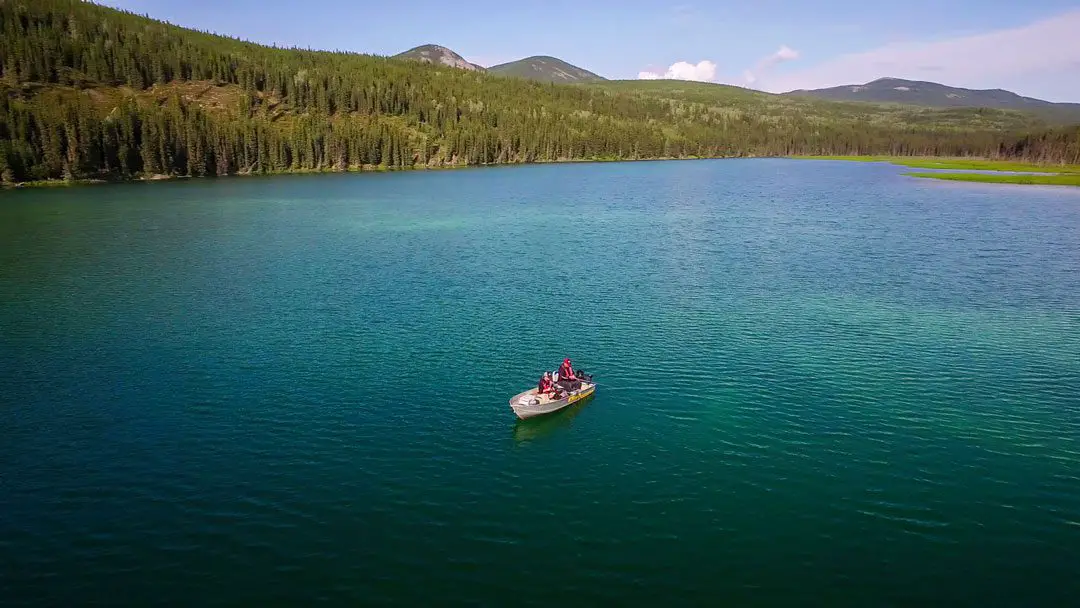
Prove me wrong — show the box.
[789,155,1080,172]
[904,172,1080,186]
[789,155,1080,186]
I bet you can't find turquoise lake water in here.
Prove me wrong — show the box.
[2,159,1079,605]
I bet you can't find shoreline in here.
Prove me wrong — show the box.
[0,155,741,189]
[7,154,1079,189]
[787,155,1080,187]
[903,172,1080,186]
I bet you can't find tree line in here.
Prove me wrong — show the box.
[0,0,1077,184]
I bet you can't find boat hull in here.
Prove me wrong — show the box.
[509,382,596,420]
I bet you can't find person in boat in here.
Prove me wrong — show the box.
[558,358,575,380]
[537,371,554,395]
[557,358,581,392]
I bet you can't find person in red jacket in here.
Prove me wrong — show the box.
[537,371,553,395]
[558,358,576,380]
[557,358,579,391]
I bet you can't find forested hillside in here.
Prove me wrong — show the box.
[0,0,1077,184]
[784,78,1080,124]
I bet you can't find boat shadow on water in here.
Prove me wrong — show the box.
[511,393,595,445]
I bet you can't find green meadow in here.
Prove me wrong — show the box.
[904,172,1080,186]
[792,155,1080,186]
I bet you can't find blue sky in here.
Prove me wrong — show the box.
[102,0,1080,101]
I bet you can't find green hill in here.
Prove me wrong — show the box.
[0,0,1076,185]
[393,44,485,72]
[488,56,604,83]
[584,79,1054,132]
[785,78,1080,124]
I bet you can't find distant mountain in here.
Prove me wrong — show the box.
[784,78,1080,123]
[393,44,484,72]
[487,56,605,83]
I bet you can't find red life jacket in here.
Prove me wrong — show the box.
[559,361,574,379]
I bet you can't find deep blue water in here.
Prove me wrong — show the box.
[2,159,1079,605]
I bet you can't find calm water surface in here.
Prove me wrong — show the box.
[2,159,1079,605]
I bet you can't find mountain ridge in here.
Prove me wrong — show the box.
[393,44,484,72]
[392,45,604,85]
[784,77,1080,122]
[391,43,1079,118]
[488,56,605,83]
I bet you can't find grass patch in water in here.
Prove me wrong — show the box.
[905,172,1080,186]
[894,159,1080,173]
[790,155,1080,173]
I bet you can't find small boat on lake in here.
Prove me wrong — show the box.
[512,394,593,444]
[509,377,596,420]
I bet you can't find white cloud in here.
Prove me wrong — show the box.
[758,9,1080,99]
[743,45,801,86]
[669,60,718,81]
[773,45,799,62]
[637,60,718,82]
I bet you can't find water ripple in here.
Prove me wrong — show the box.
[2,160,1080,604]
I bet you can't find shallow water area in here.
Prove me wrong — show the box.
[2,159,1079,605]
